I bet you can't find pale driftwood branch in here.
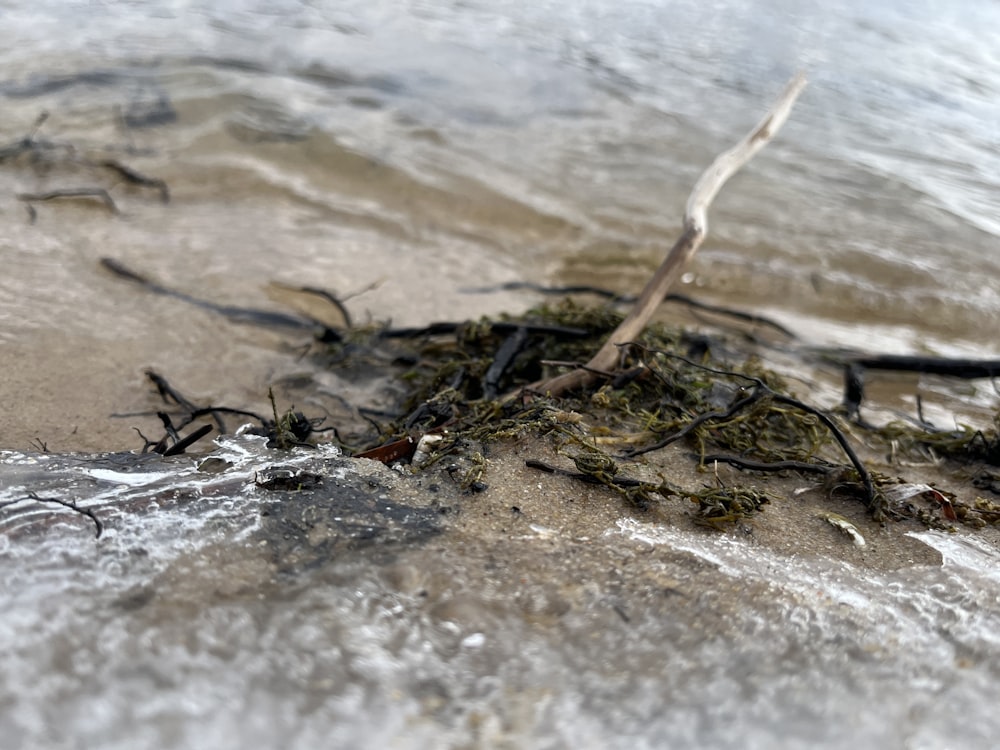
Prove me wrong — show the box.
[519,72,808,399]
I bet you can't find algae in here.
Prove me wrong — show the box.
[319,298,1000,532]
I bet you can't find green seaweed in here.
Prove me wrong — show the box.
[326,299,995,530]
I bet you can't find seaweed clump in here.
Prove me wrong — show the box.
[326,299,885,528]
[320,296,1000,534]
[878,417,1000,468]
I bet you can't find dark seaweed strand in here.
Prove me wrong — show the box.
[483,326,529,400]
[17,188,120,214]
[525,459,648,487]
[0,492,104,538]
[461,282,796,338]
[770,392,876,505]
[625,392,761,457]
[697,454,834,475]
[623,343,877,509]
[97,160,170,203]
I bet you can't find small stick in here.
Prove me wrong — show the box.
[17,188,120,215]
[0,492,104,538]
[98,160,170,203]
[697,454,834,474]
[520,73,807,399]
[626,344,878,509]
[162,424,214,456]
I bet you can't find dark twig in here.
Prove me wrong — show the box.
[625,344,877,508]
[667,293,797,339]
[463,282,797,339]
[841,355,1000,423]
[28,111,50,139]
[147,370,227,435]
[17,188,120,215]
[3,112,170,216]
[0,112,49,161]
[462,280,636,303]
[132,426,160,453]
[483,326,529,400]
[146,370,201,413]
[0,492,103,538]
[696,454,835,475]
[103,258,318,331]
[524,459,650,488]
[381,321,590,340]
[139,369,323,450]
[770,392,875,503]
[154,412,181,451]
[162,424,214,456]
[268,282,352,329]
[850,354,1000,379]
[99,160,170,203]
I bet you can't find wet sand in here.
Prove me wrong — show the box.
[0,175,543,454]
[5,428,1000,748]
[449,435,951,573]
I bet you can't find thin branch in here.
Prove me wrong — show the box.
[17,188,120,215]
[519,73,807,399]
[624,344,878,509]
[99,160,170,203]
[161,424,214,456]
[0,492,104,538]
[697,454,835,474]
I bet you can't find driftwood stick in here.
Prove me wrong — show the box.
[17,188,120,215]
[522,73,807,399]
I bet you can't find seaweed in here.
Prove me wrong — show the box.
[101,258,326,332]
[127,370,329,454]
[1,111,170,218]
[12,79,1000,549]
[876,416,1000,467]
[0,492,103,538]
[95,264,999,534]
[313,300,841,523]
[309,291,1000,531]
[17,187,120,215]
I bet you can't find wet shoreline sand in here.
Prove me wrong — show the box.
[4,426,997,746]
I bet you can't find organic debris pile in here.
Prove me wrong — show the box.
[300,297,1000,532]
[11,82,999,542]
